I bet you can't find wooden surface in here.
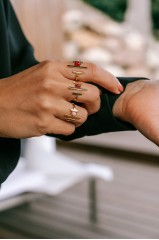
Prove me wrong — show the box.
[11,0,65,60]
[0,142,159,238]
[73,131,159,155]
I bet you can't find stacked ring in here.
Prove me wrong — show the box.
[67,60,88,101]
[67,60,87,69]
[64,103,81,123]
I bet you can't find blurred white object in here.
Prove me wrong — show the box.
[24,136,113,195]
[63,10,83,33]
[0,159,46,201]
[125,0,152,38]
[102,64,125,76]
[124,32,145,51]
[63,41,79,60]
[0,136,113,221]
[146,48,159,69]
[81,47,112,63]
[101,22,124,37]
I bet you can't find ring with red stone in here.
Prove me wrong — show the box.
[68,80,87,92]
[67,60,87,69]
[69,84,87,102]
[68,79,87,102]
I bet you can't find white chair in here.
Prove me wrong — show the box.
[0,136,113,222]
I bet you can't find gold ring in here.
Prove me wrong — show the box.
[64,103,81,122]
[72,70,83,81]
[68,81,87,92]
[68,80,87,102]
[67,60,87,69]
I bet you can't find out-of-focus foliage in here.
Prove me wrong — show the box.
[152,0,159,30]
[83,0,127,22]
[83,0,159,31]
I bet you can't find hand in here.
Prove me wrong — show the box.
[113,79,159,146]
[0,60,122,138]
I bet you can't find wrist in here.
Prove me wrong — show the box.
[113,80,148,124]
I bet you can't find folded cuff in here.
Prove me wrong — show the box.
[52,77,149,141]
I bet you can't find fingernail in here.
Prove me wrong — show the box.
[118,83,123,93]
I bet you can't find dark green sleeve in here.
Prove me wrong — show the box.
[8,1,38,74]
[54,77,148,141]
[0,0,38,184]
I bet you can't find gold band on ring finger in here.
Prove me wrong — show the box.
[64,103,81,123]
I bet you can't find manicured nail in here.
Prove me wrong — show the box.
[118,83,124,93]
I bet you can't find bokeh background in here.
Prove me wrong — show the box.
[1,0,159,238]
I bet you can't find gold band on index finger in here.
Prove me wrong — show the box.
[72,70,83,81]
[67,60,87,101]
[67,60,87,69]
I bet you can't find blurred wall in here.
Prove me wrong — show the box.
[11,0,65,61]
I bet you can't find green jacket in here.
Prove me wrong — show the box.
[0,0,145,184]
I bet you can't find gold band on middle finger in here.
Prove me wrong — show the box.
[68,83,87,92]
[72,70,83,81]
[68,81,87,101]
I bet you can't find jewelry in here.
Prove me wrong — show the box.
[72,70,83,81]
[67,62,87,101]
[68,80,87,101]
[64,103,81,122]
[68,81,87,92]
[70,103,78,116]
[67,60,87,69]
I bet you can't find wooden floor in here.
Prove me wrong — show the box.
[0,141,159,239]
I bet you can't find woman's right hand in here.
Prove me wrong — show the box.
[0,60,122,139]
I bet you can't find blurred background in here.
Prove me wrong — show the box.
[1,0,159,238]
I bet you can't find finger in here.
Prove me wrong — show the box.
[58,60,123,94]
[54,100,88,127]
[48,76,100,115]
[47,117,76,136]
[39,74,101,115]
[66,81,101,115]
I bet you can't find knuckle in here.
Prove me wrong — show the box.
[41,77,52,91]
[39,98,51,111]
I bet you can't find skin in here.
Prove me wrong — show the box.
[113,80,159,146]
[0,60,123,139]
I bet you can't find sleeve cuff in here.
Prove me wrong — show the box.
[53,77,149,141]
